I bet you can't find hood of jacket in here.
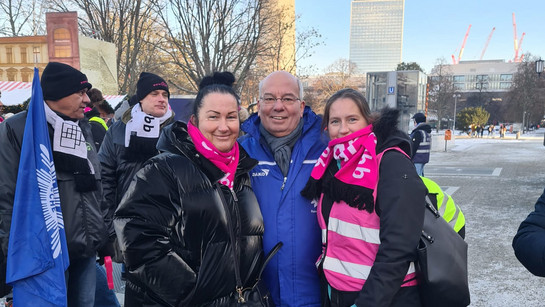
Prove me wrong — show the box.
[373,108,412,156]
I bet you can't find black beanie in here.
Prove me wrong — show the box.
[41,62,92,101]
[412,112,426,124]
[136,72,170,102]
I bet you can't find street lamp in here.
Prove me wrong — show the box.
[536,58,544,78]
[453,93,461,132]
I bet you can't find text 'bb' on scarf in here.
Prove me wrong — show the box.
[301,125,378,213]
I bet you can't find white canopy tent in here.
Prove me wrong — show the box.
[0,81,32,106]
[0,81,126,107]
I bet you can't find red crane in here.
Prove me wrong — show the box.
[512,13,525,62]
[479,27,496,60]
[516,32,526,62]
[452,25,472,64]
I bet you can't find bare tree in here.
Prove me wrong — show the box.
[503,53,545,131]
[239,3,323,105]
[428,58,455,130]
[156,0,270,93]
[304,58,362,114]
[0,0,45,36]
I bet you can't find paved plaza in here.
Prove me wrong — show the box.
[426,131,545,306]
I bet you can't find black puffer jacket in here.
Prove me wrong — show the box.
[0,111,108,262]
[114,121,265,306]
[98,109,174,237]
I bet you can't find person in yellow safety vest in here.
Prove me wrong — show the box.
[89,116,108,130]
[421,176,466,239]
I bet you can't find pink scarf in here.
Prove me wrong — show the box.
[187,122,239,189]
[305,125,378,212]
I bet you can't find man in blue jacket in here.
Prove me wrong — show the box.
[513,188,545,277]
[239,71,325,306]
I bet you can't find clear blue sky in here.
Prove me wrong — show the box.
[296,0,545,74]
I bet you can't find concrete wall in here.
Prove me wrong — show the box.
[78,35,118,95]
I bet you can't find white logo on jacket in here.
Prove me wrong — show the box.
[252,169,270,177]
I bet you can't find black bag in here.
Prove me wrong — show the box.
[232,242,283,306]
[416,195,470,307]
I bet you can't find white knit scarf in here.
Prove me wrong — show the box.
[43,101,95,174]
[125,103,172,147]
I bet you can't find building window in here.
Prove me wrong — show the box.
[54,28,71,41]
[54,45,72,58]
[500,82,512,89]
[20,47,27,63]
[21,68,33,82]
[33,46,41,63]
[7,68,17,81]
[500,74,512,81]
[453,75,465,82]
[476,74,489,82]
[21,71,30,82]
[454,83,465,90]
[6,47,13,64]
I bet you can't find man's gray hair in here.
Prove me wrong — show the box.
[258,73,304,100]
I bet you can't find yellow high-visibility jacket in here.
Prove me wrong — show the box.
[421,176,466,236]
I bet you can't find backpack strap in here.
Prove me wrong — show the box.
[373,146,411,208]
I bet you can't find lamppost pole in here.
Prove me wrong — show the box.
[535,58,544,145]
[453,93,461,132]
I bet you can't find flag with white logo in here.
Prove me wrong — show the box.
[6,67,70,306]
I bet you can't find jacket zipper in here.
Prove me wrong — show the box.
[216,183,245,302]
[281,177,287,190]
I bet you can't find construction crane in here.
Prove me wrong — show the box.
[512,13,525,62]
[452,25,472,64]
[516,32,526,62]
[479,27,496,60]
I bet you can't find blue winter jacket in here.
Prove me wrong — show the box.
[513,188,545,277]
[239,106,326,307]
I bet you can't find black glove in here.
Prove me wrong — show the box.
[97,240,116,266]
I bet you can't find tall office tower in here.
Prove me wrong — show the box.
[259,0,296,73]
[349,0,405,74]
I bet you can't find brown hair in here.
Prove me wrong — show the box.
[321,88,373,132]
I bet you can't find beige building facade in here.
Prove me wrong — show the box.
[0,11,117,94]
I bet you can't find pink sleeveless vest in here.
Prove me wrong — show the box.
[317,146,418,291]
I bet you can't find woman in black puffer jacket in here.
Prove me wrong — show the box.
[114,72,266,306]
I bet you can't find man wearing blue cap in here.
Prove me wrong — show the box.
[410,112,432,176]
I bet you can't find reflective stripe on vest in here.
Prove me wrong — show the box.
[413,130,431,162]
[329,217,381,244]
[421,176,465,233]
[323,257,416,282]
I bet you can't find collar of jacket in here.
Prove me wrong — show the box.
[158,121,258,184]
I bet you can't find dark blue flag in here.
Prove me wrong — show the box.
[6,68,70,306]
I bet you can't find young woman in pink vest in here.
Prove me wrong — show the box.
[302,88,427,307]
